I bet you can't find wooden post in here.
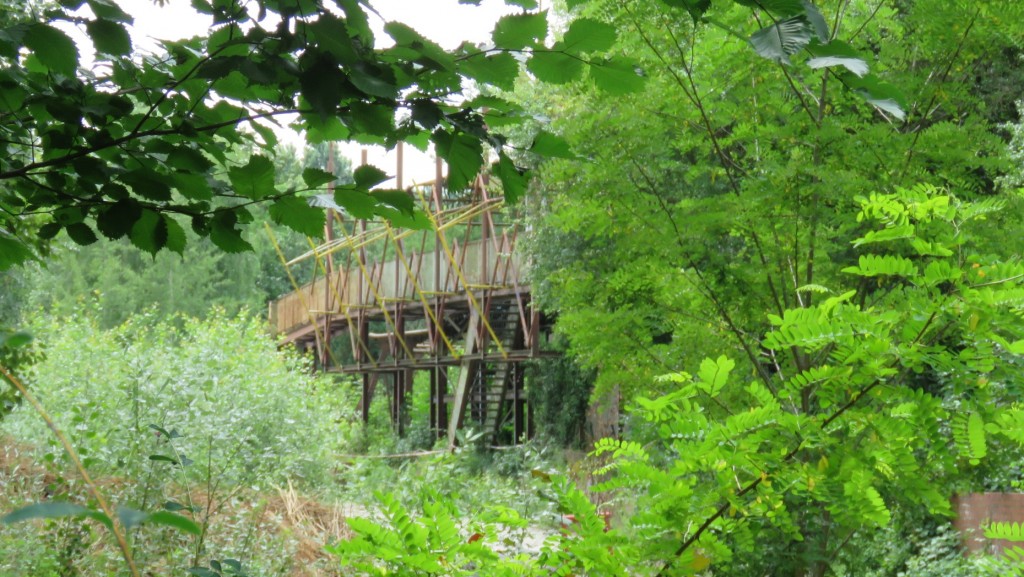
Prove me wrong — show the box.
[448,307,480,448]
[321,142,336,369]
[361,373,371,424]
[513,364,526,443]
[430,366,449,437]
[432,155,444,354]
[357,148,370,421]
[392,372,402,435]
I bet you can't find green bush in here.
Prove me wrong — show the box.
[2,307,355,489]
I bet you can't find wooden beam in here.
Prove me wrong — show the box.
[447,307,480,448]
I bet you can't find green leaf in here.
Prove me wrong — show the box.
[0,82,27,114]
[493,152,529,203]
[196,56,248,81]
[802,0,830,41]
[309,13,357,64]
[166,146,214,172]
[162,501,190,512]
[563,18,617,53]
[0,331,33,349]
[86,19,132,56]
[116,506,149,530]
[852,224,914,246]
[749,16,812,64]
[353,164,390,189]
[302,167,338,188]
[87,0,134,22]
[24,24,78,75]
[148,424,170,437]
[120,169,172,201]
[378,207,431,230]
[844,73,907,120]
[37,222,63,240]
[209,215,252,253]
[492,12,548,50]
[229,155,277,199]
[54,208,85,227]
[372,190,415,215]
[661,0,711,22]
[985,522,1024,541]
[589,58,646,95]
[300,56,344,119]
[334,0,373,45]
[346,101,395,138]
[268,196,326,237]
[967,412,987,465]
[129,210,167,255]
[841,254,917,278]
[806,40,867,77]
[735,0,805,16]
[920,261,960,286]
[697,355,735,397]
[526,49,585,84]
[163,215,187,255]
[3,502,91,524]
[432,130,484,192]
[861,486,891,526]
[250,121,279,148]
[333,189,377,219]
[97,200,141,240]
[148,511,202,535]
[530,131,574,159]
[171,173,214,201]
[459,52,519,92]
[349,63,398,98]
[384,22,454,70]
[66,223,98,246]
[0,236,35,270]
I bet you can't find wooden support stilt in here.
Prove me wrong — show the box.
[448,307,480,448]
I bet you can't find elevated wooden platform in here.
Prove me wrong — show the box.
[268,154,552,447]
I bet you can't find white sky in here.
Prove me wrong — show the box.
[103,0,522,184]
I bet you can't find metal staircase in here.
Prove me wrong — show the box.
[446,302,524,447]
[479,303,520,439]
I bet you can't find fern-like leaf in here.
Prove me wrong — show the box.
[842,254,918,278]
[986,521,1024,541]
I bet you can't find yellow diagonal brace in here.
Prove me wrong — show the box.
[336,225,416,362]
[303,238,345,369]
[415,189,508,359]
[384,222,460,360]
[264,222,325,350]
[288,198,504,268]
[305,237,376,367]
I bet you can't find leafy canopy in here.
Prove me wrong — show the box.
[0,0,925,271]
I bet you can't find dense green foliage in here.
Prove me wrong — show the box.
[3,0,1024,575]
[0,308,357,575]
[0,0,665,268]
[528,355,597,448]
[13,143,352,328]
[530,0,1024,400]
[4,308,352,487]
[517,0,1024,575]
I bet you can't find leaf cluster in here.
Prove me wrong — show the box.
[0,0,655,267]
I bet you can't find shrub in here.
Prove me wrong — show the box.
[2,307,355,490]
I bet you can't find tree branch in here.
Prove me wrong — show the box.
[0,109,308,181]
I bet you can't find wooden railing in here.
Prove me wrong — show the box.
[270,236,525,336]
